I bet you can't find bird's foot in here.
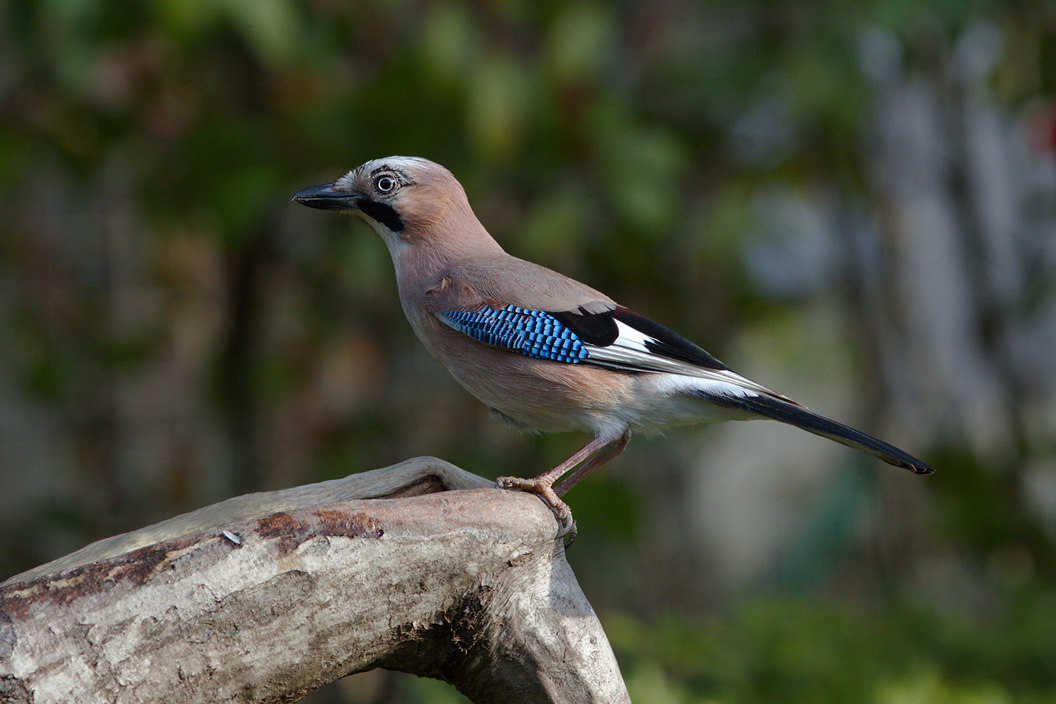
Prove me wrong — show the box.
[496,475,577,545]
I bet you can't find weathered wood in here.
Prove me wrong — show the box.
[0,458,630,703]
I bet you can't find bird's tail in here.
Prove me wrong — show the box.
[698,391,935,475]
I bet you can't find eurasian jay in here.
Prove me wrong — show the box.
[294,156,933,537]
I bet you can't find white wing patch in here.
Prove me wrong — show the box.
[584,320,802,405]
[647,372,758,399]
[610,320,652,352]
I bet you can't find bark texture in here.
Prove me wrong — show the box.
[0,457,629,703]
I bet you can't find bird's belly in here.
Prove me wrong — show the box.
[454,358,628,433]
[425,334,637,435]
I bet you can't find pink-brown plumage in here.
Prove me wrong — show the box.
[294,156,934,540]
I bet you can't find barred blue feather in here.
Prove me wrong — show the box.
[441,305,589,364]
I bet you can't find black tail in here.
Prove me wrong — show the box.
[702,392,935,475]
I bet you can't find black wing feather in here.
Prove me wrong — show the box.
[612,308,729,371]
[549,307,619,346]
[548,305,729,371]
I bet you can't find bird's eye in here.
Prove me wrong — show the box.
[374,175,397,194]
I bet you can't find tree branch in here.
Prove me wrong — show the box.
[0,458,629,703]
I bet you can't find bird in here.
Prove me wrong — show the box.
[294,156,934,538]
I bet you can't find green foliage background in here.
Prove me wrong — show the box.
[2,0,1055,702]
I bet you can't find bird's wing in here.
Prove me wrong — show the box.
[424,260,938,474]
[425,258,801,405]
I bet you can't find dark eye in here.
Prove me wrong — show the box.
[374,174,397,194]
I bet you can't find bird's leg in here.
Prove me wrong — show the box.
[554,430,630,497]
[496,434,615,539]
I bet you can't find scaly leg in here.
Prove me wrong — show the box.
[555,430,630,497]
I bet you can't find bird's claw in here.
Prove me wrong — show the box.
[496,475,577,548]
[560,517,577,548]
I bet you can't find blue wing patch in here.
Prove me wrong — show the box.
[440,305,589,364]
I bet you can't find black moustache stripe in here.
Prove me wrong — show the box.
[358,199,405,232]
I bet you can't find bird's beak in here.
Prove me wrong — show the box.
[292,183,363,211]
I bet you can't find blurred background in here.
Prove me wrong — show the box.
[2,0,1056,701]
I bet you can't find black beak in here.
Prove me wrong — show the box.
[292,183,362,211]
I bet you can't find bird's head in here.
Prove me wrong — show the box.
[293,156,480,249]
